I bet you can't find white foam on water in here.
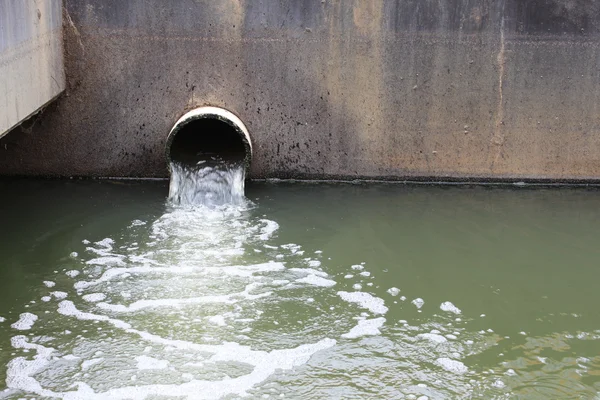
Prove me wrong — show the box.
[81,358,103,371]
[6,336,55,397]
[43,281,56,288]
[418,333,448,344]
[11,313,38,330]
[258,219,279,241]
[0,316,5,322]
[337,291,388,315]
[412,298,425,309]
[492,380,505,388]
[440,302,461,315]
[307,260,321,268]
[296,275,337,288]
[81,293,107,303]
[436,358,468,374]
[353,284,362,290]
[387,287,400,296]
[51,291,68,300]
[289,268,328,277]
[66,270,81,278]
[208,315,227,326]
[359,271,371,277]
[341,318,386,339]
[41,296,51,302]
[135,355,169,370]
[350,265,364,271]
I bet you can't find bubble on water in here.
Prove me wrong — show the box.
[353,284,362,290]
[387,287,400,296]
[51,291,68,300]
[440,302,461,315]
[436,358,468,374]
[11,313,38,331]
[296,275,336,288]
[412,298,425,309]
[82,358,104,371]
[65,270,81,278]
[341,318,386,339]
[43,281,56,288]
[337,291,388,315]
[418,333,447,344]
[207,315,227,326]
[350,265,364,271]
[359,271,371,277]
[82,293,107,303]
[136,355,169,370]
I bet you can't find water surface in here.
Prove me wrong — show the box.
[1,180,599,399]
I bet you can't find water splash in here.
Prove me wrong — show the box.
[168,160,246,207]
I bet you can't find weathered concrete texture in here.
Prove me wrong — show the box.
[0,0,599,180]
[0,0,65,138]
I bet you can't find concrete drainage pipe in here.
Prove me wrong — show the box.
[165,106,252,172]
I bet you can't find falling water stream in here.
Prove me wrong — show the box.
[1,177,600,399]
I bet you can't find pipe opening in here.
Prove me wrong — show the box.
[166,107,252,171]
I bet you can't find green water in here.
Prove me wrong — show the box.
[1,180,599,399]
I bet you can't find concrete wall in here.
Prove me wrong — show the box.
[0,0,65,138]
[0,0,599,181]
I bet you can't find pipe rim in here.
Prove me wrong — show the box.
[165,106,252,171]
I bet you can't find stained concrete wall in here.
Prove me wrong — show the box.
[0,0,599,181]
[0,0,65,138]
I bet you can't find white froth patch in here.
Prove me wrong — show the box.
[95,282,271,313]
[492,379,506,388]
[95,238,115,248]
[58,300,131,330]
[41,296,51,302]
[342,318,386,339]
[51,291,68,300]
[208,315,227,326]
[418,333,447,344]
[82,293,107,303]
[65,270,81,278]
[387,287,400,296]
[352,284,362,290]
[43,281,56,288]
[307,260,321,268]
[136,355,169,370]
[69,252,79,258]
[440,301,461,314]
[359,271,371,277]
[412,298,424,309]
[11,313,38,330]
[436,358,468,374]
[82,357,104,370]
[0,316,5,322]
[351,265,364,271]
[6,336,55,396]
[337,291,388,315]
[86,256,127,267]
[258,219,279,240]
[296,275,336,288]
